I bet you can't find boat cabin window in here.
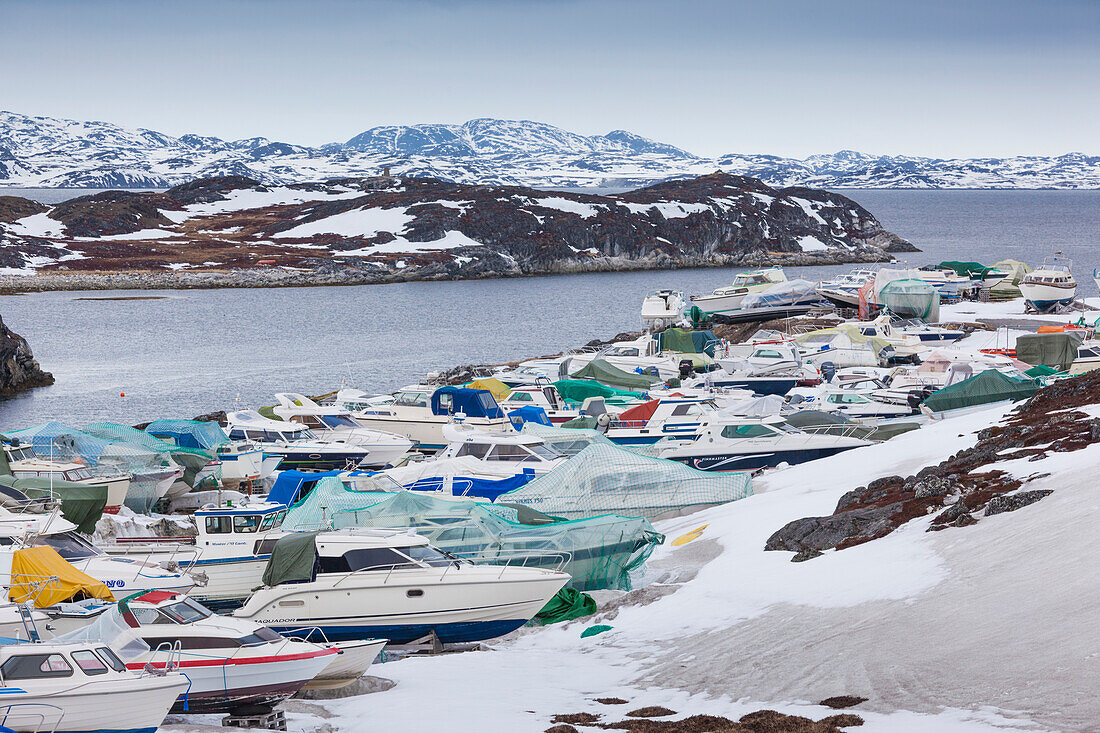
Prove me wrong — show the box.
[258,510,286,531]
[42,531,100,560]
[236,628,283,646]
[290,416,327,429]
[671,404,701,417]
[95,647,127,672]
[131,607,175,625]
[71,650,108,675]
[320,414,359,428]
[1,653,74,679]
[508,391,533,402]
[456,442,490,459]
[753,349,786,359]
[205,516,233,534]
[395,391,430,407]
[319,547,418,574]
[720,424,777,439]
[604,346,640,357]
[827,394,868,404]
[484,444,548,462]
[160,598,214,624]
[64,467,95,481]
[233,515,261,533]
[6,447,36,462]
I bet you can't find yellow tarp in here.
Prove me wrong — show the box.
[467,377,511,400]
[9,546,115,608]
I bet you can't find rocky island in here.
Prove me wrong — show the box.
[0,173,913,292]
[0,315,53,396]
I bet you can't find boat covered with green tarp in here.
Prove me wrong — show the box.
[553,379,647,406]
[654,328,720,357]
[567,358,662,390]
[922,369,1039,415]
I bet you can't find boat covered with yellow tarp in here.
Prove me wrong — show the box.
[8,546,115,607]
[466,377,512,400]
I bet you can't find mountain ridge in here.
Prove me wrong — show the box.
[1,110,1098,190]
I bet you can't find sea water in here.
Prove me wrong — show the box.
[1,190,1097,427]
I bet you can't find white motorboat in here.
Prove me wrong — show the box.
[0,637,188,733]
[344,385,514,453]
[690,267,788,315]
[0,505,197,596]
[641,289,686,330]
[1019,259,1077,312]
[786,385,915,421]
[815,268,878,308]
[597,396,723,446]
[45,594,361,714]
[499,384,579,424]
[658,416,871,471]
[431,422,565,476]
[270,393,414,467]
[233,528,569,644]
[2,442,131,515]
[490,365,555,388]
[226,410,377,471]
[104,500,288,611]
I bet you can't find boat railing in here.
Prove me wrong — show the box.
[280,626,332,644]
[143,640,182,676]
[0,702,63,733]
[445,549,573,579]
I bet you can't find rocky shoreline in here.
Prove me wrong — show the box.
[0,249,898,293]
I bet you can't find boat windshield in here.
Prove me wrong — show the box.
[398,545,455,568]
[320,415,359,429]
[160,598,214,624]
[6,447,36,462]
[42,531,101,560]
[603,346,640,357]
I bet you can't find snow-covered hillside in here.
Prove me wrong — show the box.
[2,111,1098,190]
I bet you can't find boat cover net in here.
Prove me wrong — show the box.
[143,419,231,451]
[499,443,753,520]
[281,481,664,591]
[52,605,150,662]
[85,422,214,488]
[879,279,941,322]
[5,423,171,513]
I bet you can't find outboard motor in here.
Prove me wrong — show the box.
[820,361,837,383]
[595,413,612,434]
[678,359,695,380]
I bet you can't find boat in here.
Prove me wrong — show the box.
[786,385,916,421]
[0,636,188,733]
[490,365,555,388]
[233,528,570,644]
[0,505,198,596]
[44,593,364,715]
[143,419,265,490]
[2,441,131,515]
[595,396,725,446]
[345,386,514,453]
[429,421,566,476]
[690,267,788,315]
[269,393,414,467]
[499,384,579,424]
[104,500,289,611]
[1019,259,1077,312]
[641,289,686,330]
[657,416,871,471]
[816,268,878,308]
[225,410,377,471]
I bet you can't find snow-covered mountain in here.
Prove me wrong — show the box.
[1,110,1098,190]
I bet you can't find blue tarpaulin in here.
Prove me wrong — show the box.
[508,406,553,429]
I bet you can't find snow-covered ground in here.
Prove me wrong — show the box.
[166,392,1095,732]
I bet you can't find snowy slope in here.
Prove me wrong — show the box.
[2,110,1098,190]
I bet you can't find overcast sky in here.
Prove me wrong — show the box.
[2,0,1097,158]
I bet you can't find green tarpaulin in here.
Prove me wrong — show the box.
[533,587,597,625]
[1014,332,1084,372]
[0,476,107,534]
[655,328,719,357]
[568,359,662,390]
[922,370,1039,414]
[1024,364,1062,378]
[880,279,940,321]
[553,379,647,406]
[261,531,319,587]
[937,261,993,279]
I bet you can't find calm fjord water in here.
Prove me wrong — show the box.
[2,189,1097,427]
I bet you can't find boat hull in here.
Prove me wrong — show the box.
[0,675,187,733]
[665,445,863,471]
[234,567,568,644]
